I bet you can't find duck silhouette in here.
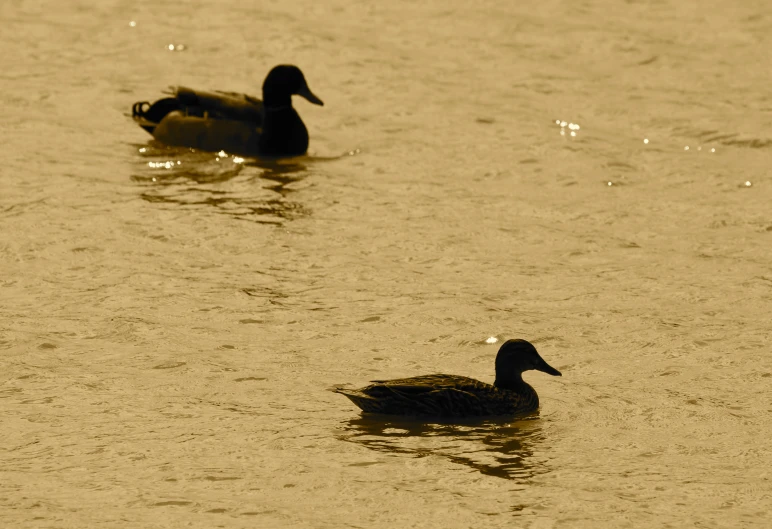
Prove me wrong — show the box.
[131,64,323,157]
[333,339,562,418]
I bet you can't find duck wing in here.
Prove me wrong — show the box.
[131,87,264,136]
[369,374,488,393]
[173,86,263,123]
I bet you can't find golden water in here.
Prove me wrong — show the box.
[1,0,770,527]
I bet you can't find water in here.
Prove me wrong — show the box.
[1,0,770,527]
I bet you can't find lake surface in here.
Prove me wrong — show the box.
[1,0,770,527]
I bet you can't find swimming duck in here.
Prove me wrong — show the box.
[131,64,323,157]
[333,339,562,418]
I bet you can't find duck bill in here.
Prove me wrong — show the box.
[297,84,324,106]
[535,358,562,377]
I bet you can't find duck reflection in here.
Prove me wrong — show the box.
[130,143,311,224]
[245,157,309,197]
[338,414,548,481]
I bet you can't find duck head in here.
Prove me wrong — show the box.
[494,339,561,386]
[262,65,324,109]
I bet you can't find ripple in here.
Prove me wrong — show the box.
[131,146,312,224]
[336,415,549,482]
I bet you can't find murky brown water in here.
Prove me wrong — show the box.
[2,0,771,527]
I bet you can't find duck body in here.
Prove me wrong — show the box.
[131,65,323,157]
[333,339,562,418]
[334,374,541,417]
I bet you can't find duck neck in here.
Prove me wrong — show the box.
[262,91,292,111]
[494,373,531,392]
[263,104,291,113]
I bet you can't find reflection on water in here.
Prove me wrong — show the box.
[130,145,360,224]
[130,143,312,224]
[338,414,549,482]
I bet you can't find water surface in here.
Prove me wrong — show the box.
[1,0,770,527]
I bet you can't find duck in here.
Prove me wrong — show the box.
[131,64,323,157]
[332,339,562,418]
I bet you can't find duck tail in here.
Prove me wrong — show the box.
[131,98,184,135]
[132,101,156,134]
[329,386,381,413]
